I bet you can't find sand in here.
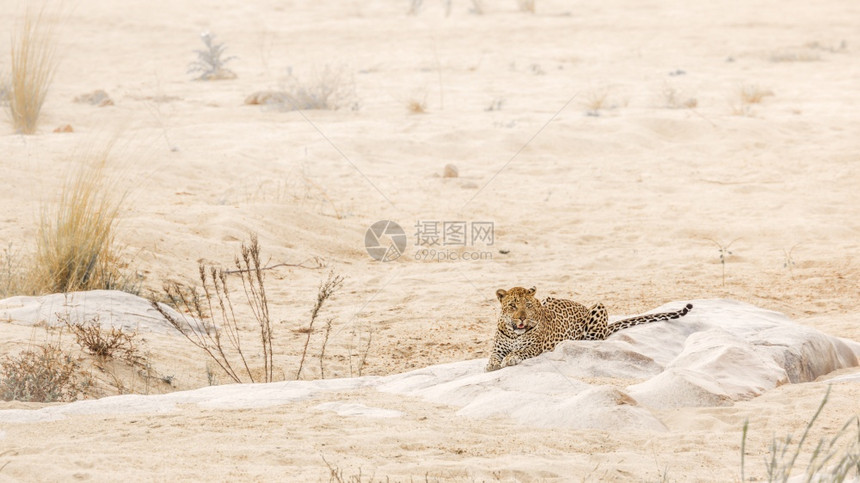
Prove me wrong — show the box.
[0,0,859,480]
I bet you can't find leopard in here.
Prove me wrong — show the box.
[486,286,693,372]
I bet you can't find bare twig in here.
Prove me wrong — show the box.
[357,327,373,377]
[319,318,333,379]
[221,257,325,275]
[706,238,740,286]
[321,454,344,483]
[297,271,344,380]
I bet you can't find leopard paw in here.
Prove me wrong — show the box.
[501,353,523,368]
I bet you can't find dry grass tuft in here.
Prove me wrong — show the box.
[30,146,126,295]
[0,244,26,298]
[731,84,774,116]
[406,97,427,114]
[742,386,860,482]
[0,343,89,402]
[582,87,615,116]
[739,84,774,105]
[7,7,59,134]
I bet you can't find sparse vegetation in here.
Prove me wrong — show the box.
[30,146,127,295]
[188,32,237,80]
[348,325,373,377]
[406,96,427,114]
[485,97,504,111]
[769,50,821,63]
[6,6,59,134]
[63,315,140,361]
[245,66,357,111]
[662,85,698,109]
[740,84,774,105]
[0,243,25,298]
[407,0,422,15]
[741,387,860,482]
[517,0,536,13]
[296,271,344,379]
[782,243,801,274]
[0,72,9,106]
[0,343,89,402]
[732,84,774,116]
[154,235,343,384]
[583,87,614,116]
[706,238,739,286]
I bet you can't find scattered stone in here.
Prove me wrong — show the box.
[53,124,73,133]
[74,89,113,107]
[244,90,284,105]
[443,164,458,178]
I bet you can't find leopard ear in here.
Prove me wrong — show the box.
[496,289,508,302]
[527,286,536,296]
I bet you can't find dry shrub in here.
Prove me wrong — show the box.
[154,235,343,384]
[246,66,357,111]
[0,344,88,402]
[155,235,276,384]
[30,146,126,295]
[7,6,59,134]
[63,315,139,361]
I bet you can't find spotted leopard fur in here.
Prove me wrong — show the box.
[486,286,693,372]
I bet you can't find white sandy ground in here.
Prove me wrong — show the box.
[1,0,860,480]
[0,294,859,481]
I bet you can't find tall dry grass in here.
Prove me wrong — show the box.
[31,147,126,294]
[7,7,59,134]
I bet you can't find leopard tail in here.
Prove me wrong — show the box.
[607,303,693,335]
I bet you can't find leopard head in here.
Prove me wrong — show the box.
[495,286,545,336]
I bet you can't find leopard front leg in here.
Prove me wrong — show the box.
[582,302,611,340]
[486,333,510,372]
